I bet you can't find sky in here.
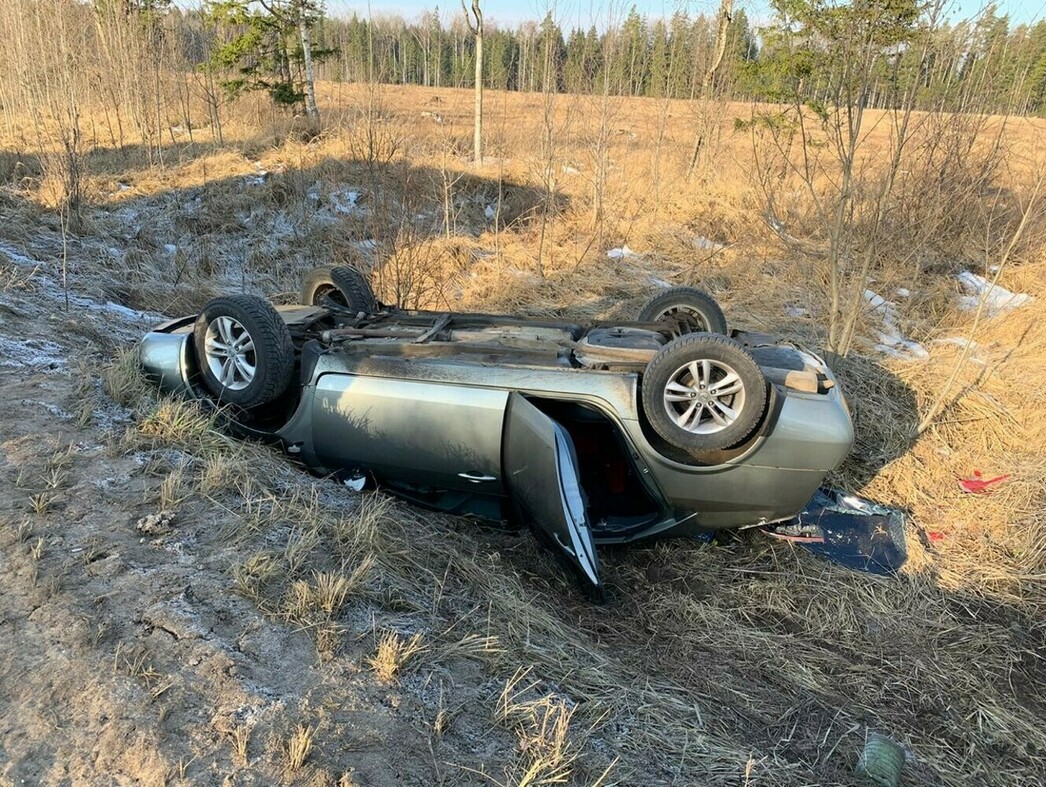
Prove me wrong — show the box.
[320,0,1046,29]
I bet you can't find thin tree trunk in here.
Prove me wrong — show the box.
[462,0,483,164]
[474,30,483,162]
[299,8,319,120]
[688,0,733,176]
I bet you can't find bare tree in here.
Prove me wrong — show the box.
[462,0,484,164]
[688,0,733,176]
[296,0,319,120]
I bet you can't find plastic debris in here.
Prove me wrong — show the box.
[855,732,906,787]
[343,474,366,492]
[764,488,907,575]
[958,470,1010,495]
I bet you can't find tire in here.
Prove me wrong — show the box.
[193,295,295,409]
[641,333,767,453]
[638,287,728,336]
[299,266,377,314]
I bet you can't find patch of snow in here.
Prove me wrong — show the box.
[116,182,131,192]
[354,239,377,254]
[785,305,810,318]
[895,287,910,298]
[244,162,268,187]
[484,204,496,220]
[694,236,725,251]
[933,335,986,364]
[956,271,1033,315]
[864,289,928,361]
[164,244,178,255]
[420,111,444,124]
[607,245,638,260]
[329,189,361,215]
[649,276,672,289]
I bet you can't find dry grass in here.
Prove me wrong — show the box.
[5,80,1045,785]
[367,631,426,684]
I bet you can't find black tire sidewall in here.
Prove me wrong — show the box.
[300,267,346,307]
[638,287,728,335]
[329,266,378,313]
[641,333,767,453]
[193,295,295,409]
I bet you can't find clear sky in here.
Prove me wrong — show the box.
[320,0,1044,29]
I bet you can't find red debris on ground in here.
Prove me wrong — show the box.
[958,470,1011,495]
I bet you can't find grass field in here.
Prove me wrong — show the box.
[1,82,1045,785]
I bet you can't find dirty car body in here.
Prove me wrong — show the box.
[140,282,853,593]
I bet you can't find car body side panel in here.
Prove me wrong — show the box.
[312,373,507,495]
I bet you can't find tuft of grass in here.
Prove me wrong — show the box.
[231,724,250,766]
[103,345,152,409]
[28,491,57,516]
[368,631,426,684]
[132,399,228,456]
[284,724,314,772]
[233,552,281,604]
[496,669,585,787]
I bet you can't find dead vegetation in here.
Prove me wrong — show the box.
[0,31,1044,785]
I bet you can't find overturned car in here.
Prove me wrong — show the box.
[140,267,854,593]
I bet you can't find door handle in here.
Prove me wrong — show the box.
[458,472,497,483]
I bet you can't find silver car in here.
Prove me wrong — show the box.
[140,267,854,594]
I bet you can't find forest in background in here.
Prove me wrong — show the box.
[3,1,1045,146]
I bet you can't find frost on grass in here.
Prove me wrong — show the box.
[0,336,66,371]
[956,271,1034,315]
[863,289,929,360]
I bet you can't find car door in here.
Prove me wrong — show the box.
[503,394,601,592]
[311,373,507,495]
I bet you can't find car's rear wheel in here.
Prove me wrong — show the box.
[300,266,377,314]
[638,287,727,336]
[642,333,767,453]
[193,295,294,409]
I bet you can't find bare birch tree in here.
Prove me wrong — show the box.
[462,0,484,164]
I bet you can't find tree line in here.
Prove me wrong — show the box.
[212,2,1046,115]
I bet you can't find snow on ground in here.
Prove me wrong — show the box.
[694,236,725,251]
[956,271,1034,315]
[863,289,929,360]
[933,335,987,364]
[607,245,638,259]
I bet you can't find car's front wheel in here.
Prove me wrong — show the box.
[642,333,767,454]
[193,295,294,409]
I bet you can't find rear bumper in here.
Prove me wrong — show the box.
[139,321,194,396]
